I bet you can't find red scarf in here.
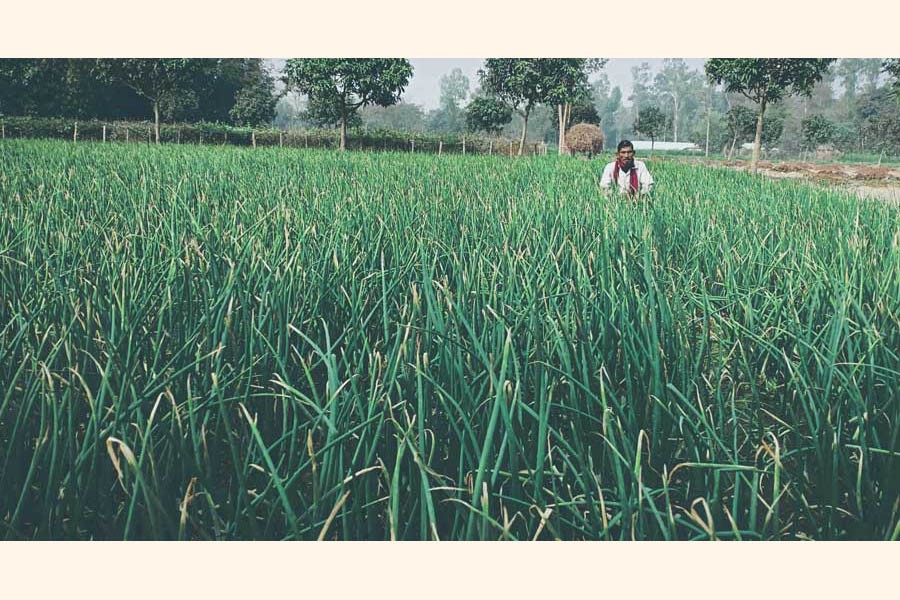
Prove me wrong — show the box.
[612,159,639,195]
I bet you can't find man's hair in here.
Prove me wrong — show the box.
[617,140,634,152]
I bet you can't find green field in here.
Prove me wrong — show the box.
[1,139,898,540]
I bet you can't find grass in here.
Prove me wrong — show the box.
[0,138,898,540]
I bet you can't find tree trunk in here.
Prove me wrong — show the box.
[557,103,570,155]
[729,136,737,160]
[153,101,160,144]
[650,137,654,160]
[705,98,710,158]
[518,108,530,157]
[672,94,679,143]
[750,97,766,175]
[339,116,347,151]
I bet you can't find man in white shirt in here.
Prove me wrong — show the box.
[599,140,654,196]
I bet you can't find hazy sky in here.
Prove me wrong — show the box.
[268,58,709,110]
[404,58,708,109]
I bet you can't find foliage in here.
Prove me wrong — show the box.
[225,60,280,126]
[634,105,666,143]
[706,59,834,170]
[705,59,836,106]
[801,114,838,149]
[551,96,600,130]
[884,59,900,99]
[93,59,204,111]
[283,59,412,125]
[0,115,536,155]
[362,102,427,133]
[465,95,512,134]
[427,69,469,134]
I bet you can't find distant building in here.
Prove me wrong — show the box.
[630,140,701,151]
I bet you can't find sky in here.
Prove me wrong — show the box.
[269,58,709,110]
[403,58,709,109]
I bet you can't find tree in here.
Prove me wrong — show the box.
[551,95,600,131]
[94,59,205,143]
[228,62,279,126]
[543,59,606,155]
[884,59,900,99]
[465,94,512,135]
[705,58,835,174]
[478,59,602,156]
[593,77,623,149]
[283,59,413,151]
[634,106,666,157]
[653,58,705,143]
[725,105,757,159]
[362,102,427,132]
[801,114,837,150]
[428,68,470,133]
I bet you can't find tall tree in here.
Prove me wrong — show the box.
[478,58,559,156]
[94,59,205,143]
[705,58,835,173]
[429,68,470,133]
[653,58,704,143]
[634,106,666,157]
[283,59,413,151]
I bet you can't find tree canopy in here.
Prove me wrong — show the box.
[465,95,512,135]
[634,106,666,153]
[706,58,835,172]
[283,58,413,150]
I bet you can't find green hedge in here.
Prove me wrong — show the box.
[0,117,545,156]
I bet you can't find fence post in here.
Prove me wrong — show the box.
[438,141,443,155]
[1,122,4,139]
[125,127,129,143]
[252,131,256,148]
[224,131,228,145]
[509,141,513,157]
[73,121,78,143]
[489,140,493,156]
[102,125,107,143]
[410,139,414,153]
[305,133,308,148]
[279,131,283,147]
[147,127,151,143]
[177,128,181,144]
[462,137,466,155]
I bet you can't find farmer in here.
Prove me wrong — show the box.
[600,140,654,196]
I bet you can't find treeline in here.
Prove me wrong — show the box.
[3,58,899,161]
[0,59,278,143]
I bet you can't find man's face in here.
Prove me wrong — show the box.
[617,146,635,169]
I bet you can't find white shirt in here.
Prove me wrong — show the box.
[599,160,654,194]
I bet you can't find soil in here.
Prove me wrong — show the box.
[677,157,900,204]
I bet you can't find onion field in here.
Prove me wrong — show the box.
[1,138,898,540]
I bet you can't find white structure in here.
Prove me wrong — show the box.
[629,140,701,151]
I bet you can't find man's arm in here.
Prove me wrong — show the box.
[639,162,654,194]
[599,163,613,189]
